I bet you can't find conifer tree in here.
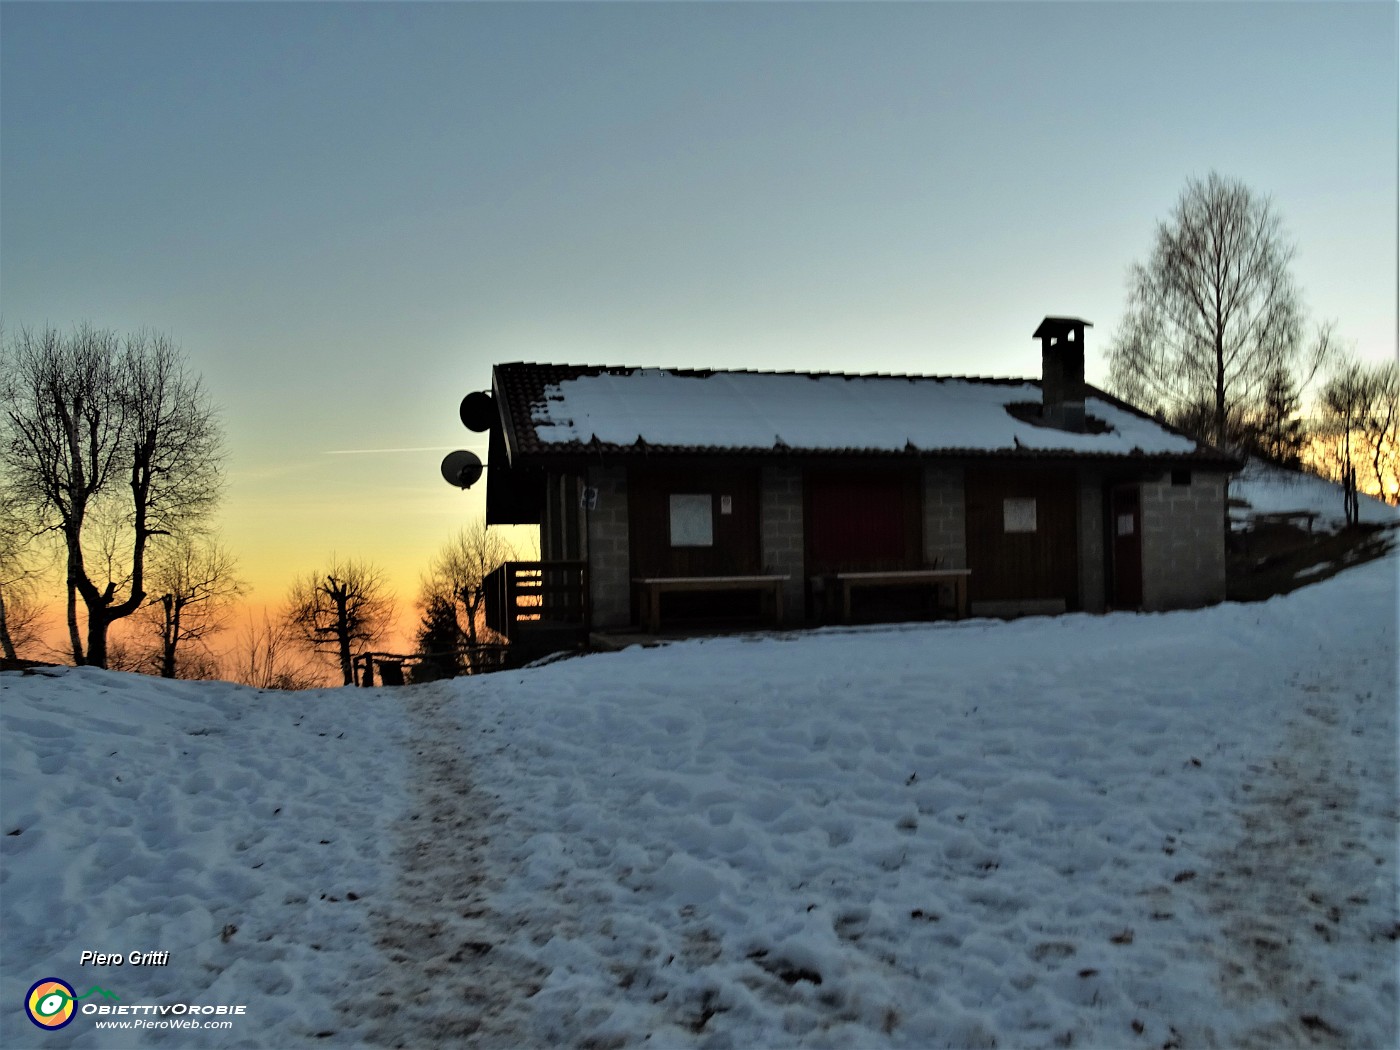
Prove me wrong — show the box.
[413,595,464,682]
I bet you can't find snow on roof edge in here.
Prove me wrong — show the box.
[509,365,1211,460]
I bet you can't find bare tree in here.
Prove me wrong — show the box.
[1315,357,1400,520]
[139,536,246,678]
[1107,172,1324,449]
[229,610,324,690]
[1318,360,1371,526]
[0,568,49,662]
[0,588,45,662]
[287,557,394,686]
[0,326,222,668]
[0,490,50,661]
[420,521,516,656]
[1361,361,1399,504]
[100,624,149,675]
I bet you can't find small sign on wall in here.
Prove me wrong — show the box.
[1117,513,1135,536]
[1003,496,1037,533]
[720,495,733,515]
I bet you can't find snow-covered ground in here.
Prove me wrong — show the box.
[1,673,409,1048]
[4,556,1397,1049]
[1231,458,1400,531]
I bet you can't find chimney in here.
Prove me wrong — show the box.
[1034,316,1090,431]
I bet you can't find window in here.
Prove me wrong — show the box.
[1003,496,1037,533]
[669,493,713,547]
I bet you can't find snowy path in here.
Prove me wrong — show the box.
[419,562,1397,1050]
[351,683,546,1047]
[1197,661,1396,1049]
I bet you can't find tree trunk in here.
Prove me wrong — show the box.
[84,609,110,670]
[1342,426,1359,527]
[465,590,481,648]
[337,626,353,686]
[1214,329,1227,449]
[160,595,179,678]
[66,574,84,665]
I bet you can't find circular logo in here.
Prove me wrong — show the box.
[25,978,77,1030]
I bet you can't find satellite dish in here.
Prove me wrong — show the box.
[460,391,497,433]
[440,450,484,489]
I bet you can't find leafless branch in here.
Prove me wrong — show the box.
[286,556,395,686]
[1,325,224,667]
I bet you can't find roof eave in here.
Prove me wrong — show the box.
[512,443,1241,471]
[490,365,521,467]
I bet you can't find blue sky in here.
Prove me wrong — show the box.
[2,1,1396,629]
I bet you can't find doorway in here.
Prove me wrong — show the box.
[1109,484,1143,609]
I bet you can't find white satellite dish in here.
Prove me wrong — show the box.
[440,450,484,489]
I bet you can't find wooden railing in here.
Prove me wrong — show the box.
[484,561,589,645]
[353,645,510,686]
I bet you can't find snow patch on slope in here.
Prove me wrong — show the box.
[1231,458,1400,531]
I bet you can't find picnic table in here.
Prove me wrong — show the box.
[1252,510,1320,534]
[632,574,790,632]
[825,568,971,622]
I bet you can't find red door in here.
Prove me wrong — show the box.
[805,469,919,574]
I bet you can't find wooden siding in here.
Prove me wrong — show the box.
[964,466,1079,606]
[627,465,761,579]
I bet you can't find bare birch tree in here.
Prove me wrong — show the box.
[286,557,394,686]
[1107,172,1321,449]
[0,326,222,667]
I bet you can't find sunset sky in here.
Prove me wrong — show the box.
[2,1,1396,654]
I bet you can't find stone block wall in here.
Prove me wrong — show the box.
[585,463,631,628]
[922,464,966,569]
[760,464,805,622]
[1140,471,1228,610]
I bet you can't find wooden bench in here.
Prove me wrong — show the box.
[828,568,971,622]
[1253,510,1320,534]
[633,575,790,633]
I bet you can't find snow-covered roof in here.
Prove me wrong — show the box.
[493,364,1233,464]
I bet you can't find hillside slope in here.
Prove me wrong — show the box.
[3,554,1396,1049]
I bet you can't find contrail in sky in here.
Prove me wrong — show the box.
[322,446,480,455]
